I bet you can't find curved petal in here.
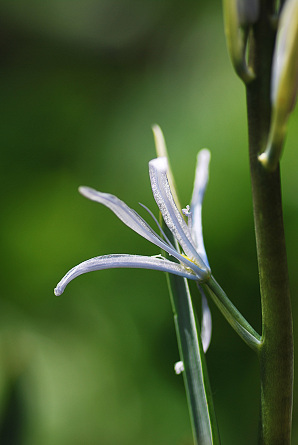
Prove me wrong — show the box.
[54,254,198,296]
[149,158,207,270]
[79,187,207,278]
[190,149,210,268]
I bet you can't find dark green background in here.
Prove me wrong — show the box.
[0,1,297,444]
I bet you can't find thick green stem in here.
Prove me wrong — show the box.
[246,2,293,444]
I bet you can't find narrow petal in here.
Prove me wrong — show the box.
[149,158,207,270]
[79,186,207,279]
[199,286,212,353]
[79,187,178,256]
[54,254,198,296]
[190,149,210,268]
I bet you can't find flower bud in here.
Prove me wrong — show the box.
[237,0,259,26]
[259,0,298,170]
[223,0,259,83]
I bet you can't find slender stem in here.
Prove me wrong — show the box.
[246,2,293,443]
[203,277,261,352]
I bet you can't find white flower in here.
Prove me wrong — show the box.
[54,153,211,297]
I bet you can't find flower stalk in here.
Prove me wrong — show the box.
[245,1,294,443]
[202,277,261,352]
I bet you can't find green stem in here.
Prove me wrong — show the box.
[203,277,261,352]
[246,2,293,443]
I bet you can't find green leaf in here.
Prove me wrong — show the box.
[166,272,220,445]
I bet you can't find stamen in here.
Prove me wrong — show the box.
[181,254,196,264]
[138,202,176,249]
[151,254,165,260]
[182,205,193,232]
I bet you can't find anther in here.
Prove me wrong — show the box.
[182,205,193,231]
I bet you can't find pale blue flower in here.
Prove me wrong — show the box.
[54,154,211,297]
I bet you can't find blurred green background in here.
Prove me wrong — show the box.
[0,1,297,444]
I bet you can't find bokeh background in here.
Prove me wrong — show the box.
[0,1,297,444]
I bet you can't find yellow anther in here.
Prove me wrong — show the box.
[181,254,196,264]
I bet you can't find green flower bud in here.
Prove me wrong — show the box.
[237,0,259,26]
[259,0,298,170]
[223,0,259,83]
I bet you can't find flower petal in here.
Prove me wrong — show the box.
[190,149,210,268]
[149,157,207,271]
[198,285,212,353]
[54,254,198,296]
[79,186,207,279]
